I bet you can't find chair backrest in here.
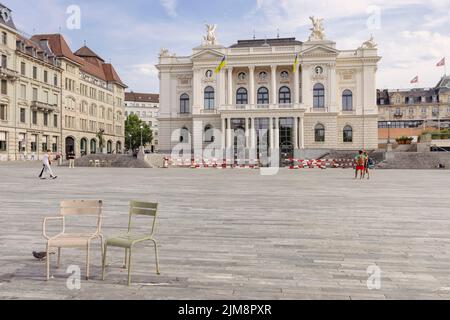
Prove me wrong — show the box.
[60,200,103,233]
[128,201,158,235]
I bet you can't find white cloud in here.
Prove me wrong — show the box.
[160,0,177,18]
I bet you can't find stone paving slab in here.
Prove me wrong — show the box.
[0,165,450,299]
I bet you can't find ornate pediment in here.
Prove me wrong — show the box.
[301,45,339,57]
[191,49,224,61]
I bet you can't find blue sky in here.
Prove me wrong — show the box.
[4,0,450,93]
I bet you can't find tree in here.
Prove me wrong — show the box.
[125,114,153,151]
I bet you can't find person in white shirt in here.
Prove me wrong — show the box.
[39,150,57,180]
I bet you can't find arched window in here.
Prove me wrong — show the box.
[180,127,189,143]
[257,87,269,105]
[180,94,190,114]
[204,125,215,143]
[80,138,87,156]
[107,140,113,154]
[342,90,353,111]
[236,88,248,105]
[279,86,291,104]
[313,83,325,108]
[204,86,215,110]
[343,125,353,143]
[90,139,97,154]
[314,124,325,142]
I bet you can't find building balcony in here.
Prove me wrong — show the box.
[31,101,58,113]
[0,67,19,81]
[220,104,299,111]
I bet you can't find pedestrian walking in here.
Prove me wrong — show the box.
[38,150,57,180]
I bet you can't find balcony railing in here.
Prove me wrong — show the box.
[220,104,300,111]
[0,67,19,81]
[31,101,58,112]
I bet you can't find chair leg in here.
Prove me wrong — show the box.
[127,248,132,286]
[57,248,61,269]
[123,248,128,269]
[46,244,50,281]
[102,243,108,281]
[86,242,90,280]
[152,240,161,275]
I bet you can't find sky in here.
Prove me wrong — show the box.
[4,0,450,93]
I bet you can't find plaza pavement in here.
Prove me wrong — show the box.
[1,163,450,300]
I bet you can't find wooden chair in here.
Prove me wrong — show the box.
[102,201,160,286]
[43,200,104,280]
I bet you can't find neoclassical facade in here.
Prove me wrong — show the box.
[157,20,380,160]
[0,4,126,161]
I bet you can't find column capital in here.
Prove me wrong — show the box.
[248,65,255,71]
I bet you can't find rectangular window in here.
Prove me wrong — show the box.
[33,66,37,80]
[52,136,58,153]
[54,114,58,128]
[54,74,58,86]
[32,110,37,125]
[32,88,38,101]
[20,84,26,99]
[43,113,48,126]
[1,79,7,95]
[42,136,48,152]
[1,32,7,45]
[20,108,26,123]
[43,70,48,83]
[44,91,49,103]
[31,135,37,152]
[0,104,6,120]
[1,54,7,68]
[0,131,7,151]
[21,62,26,76]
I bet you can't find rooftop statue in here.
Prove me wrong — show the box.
[361,35,378,49]
[309,16,325,41]
[203,24,218,46]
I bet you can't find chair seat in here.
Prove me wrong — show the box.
[48,233,99,247]
[106,234,153,248]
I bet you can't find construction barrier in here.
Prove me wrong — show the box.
[165,158,357,170]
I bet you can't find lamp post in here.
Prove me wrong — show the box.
[128,134,132,153]
[140,125,144,150]
[387,121,391,145]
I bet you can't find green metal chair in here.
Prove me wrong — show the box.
[102,201,160,286]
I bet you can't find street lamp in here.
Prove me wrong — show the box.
[387,121,391,145]
[140,125,144,149]
[128,134,132,152]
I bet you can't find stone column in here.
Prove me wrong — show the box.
[245,117,249,148]
[251,118,257,149]
[249,66,255,106]
[227,67,233,106]
[294,66,300,105]
[269,117,274,151]
[226,118,232,149]
[271,65,277,105]
[274,117,279,150]
[300,116,305,149]
[219,69,226,107]
[293,117,299,149]
[221,117,226,151]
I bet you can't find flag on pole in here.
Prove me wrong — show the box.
[293,53,300,73]
[215,56,227,74]
[410,76,419,84]
[436,57,445,67]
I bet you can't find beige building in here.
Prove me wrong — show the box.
[0,3,126,161]
[156,20,380,161]
[124,92,159,151]
[377,76,450,142]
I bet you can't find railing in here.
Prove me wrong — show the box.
[220,104,300,111]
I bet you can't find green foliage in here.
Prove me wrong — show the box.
[125,114,153,150]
